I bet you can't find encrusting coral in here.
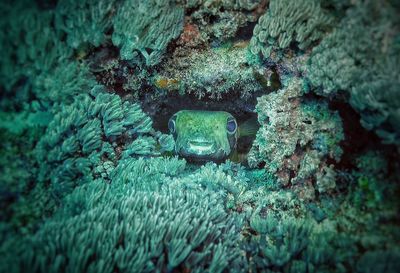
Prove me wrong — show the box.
[158,45,269,100]
[248,77,344,199]
[181,0,264,44]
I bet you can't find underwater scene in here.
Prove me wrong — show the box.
[0,0,400,272]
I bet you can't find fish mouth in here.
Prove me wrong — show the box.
[187,140,215,155]
[177,140,230,162]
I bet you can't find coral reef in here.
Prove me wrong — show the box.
[0,101,52,232]
[0,2,72,95]
[249,0,333,61]
[356,249,400,273]
[112,0,184,65]
[350,150,399,210]
[0,0,399,272]
[181,0,264,44]
[55,0,116,49]
[248,78,344,199]
[158,45,269,100]
[34,85,163,199]
[307,1,400,146]
[3,184,245,273]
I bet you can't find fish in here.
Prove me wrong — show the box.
[168,110,258,162]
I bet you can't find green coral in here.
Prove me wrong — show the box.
[0,102,52,233]
[356,249,400,273]
[349,52,400,145]
[307,1,396,96]
[307,1,400,145]
[350,151,399,210]
[111,156,186,191]
[55,0,116,49]
[0,1,95,107]
[0,2,72,94]
[34,85,157,198]
[249,0,333,60]
[112,0,184,65]
[33,60,96,104]
[4,184,245,273]
[245,211,361,272]
[248,215,312,269]
[159,45,267,99]
[248,78,344,199]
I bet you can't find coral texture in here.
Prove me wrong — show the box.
[5,183,245,273]
[34,85,158,198]
[0,1,399,273]
[158,46,267,100]
[112,0,184,65]
[55,0,115,49]
[248,78,344,199]
[249,0,333,60]
[307,1,400,145]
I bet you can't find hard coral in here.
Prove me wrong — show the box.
[158,45,268,100]
[177,23,204,47]
[248,78,344,199]
[182,0,263,44]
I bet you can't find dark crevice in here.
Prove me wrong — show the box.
[235,22,257,41]
[328,98,395,170]
[35,0,58,9]
[185,7,198,17]
[208,14,219,24]
[296,91,398,176]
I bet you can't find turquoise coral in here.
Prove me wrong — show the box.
[307,1,400,146]
[248,78,344,199]
[249,0,333,61]
[112,0,184,65]
[5,185,245,273]
[0,1,399,273]
[55,0,115,49]
[34,85,159,198]
[0,2,72,93]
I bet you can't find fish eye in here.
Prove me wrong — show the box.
[168,119,176,133]
[226,118,237,135]
[168,115,177,133]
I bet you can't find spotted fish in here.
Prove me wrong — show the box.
[168,110,258,162]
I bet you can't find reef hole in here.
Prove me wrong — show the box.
[141,91,260,160]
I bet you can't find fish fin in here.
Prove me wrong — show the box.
[229,150,240,163]
[238,117,259,137]
[229,150,248,164]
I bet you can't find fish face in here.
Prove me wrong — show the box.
[169,110,238,161]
